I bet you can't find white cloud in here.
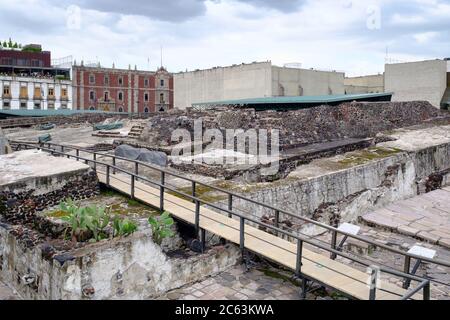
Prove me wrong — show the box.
[0,0,448,76]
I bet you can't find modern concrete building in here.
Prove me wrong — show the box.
[174,61,345,109]
[72,63,173,113]
[344,74,384,94]
[0,44,72,111]
[385,59,450,108]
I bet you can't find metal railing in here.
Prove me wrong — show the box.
[12,141,450,300]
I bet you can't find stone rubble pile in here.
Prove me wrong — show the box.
[141,101,448,150]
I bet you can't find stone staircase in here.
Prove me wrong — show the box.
[128,124,145,139]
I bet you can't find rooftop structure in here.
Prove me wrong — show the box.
[192,92,393,111]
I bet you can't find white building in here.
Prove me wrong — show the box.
[385,59,450,109]
[0,75,72,110]
[174,61,345,109]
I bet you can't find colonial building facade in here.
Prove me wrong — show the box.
[0,44,72,111]
[72,63,173,113]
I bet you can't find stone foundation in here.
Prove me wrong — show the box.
[215,133,450,235]
[0,223,240,300]
[0,150,99,237]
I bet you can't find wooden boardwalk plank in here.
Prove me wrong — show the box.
[97,171,421,300]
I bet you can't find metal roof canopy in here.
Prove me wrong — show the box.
[192,92,393,111]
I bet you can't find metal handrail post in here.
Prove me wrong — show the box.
[160,172,165,211]
[228,194,233,218]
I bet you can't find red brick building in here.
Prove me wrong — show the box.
[72,63,173,113]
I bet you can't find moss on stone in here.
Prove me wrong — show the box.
[336,147,403,168]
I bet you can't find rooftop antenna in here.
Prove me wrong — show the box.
[160,45,163,68]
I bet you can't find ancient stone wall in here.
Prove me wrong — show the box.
[142,101,448,150]
[216,141,450,235]
[0,224,240,300]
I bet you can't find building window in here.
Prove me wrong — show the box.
[298,86,304,96]
[60,103,67,110]
[48,87,54,97]
[61,88,68,99]
[160,93,165,104]
[118,91,123,101]
[48,103,55,110]
[118,107,123,112]
[144,78,149,87]
[34,87,42,99]
[20,86,28,98]
[3,85,10,96]
[89,90,95,101]
[104,75,109,85]
[118,76,123,86]
[104,91,109,101]
[89,74,95,84]
[89,106,95,111]
[2,101,10,109]
[34,102,41,109]
[144,107,149,113]
[160,79,164,87]
[144,92,149,102]
[20,102,27,109]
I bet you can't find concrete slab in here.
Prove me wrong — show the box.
[0,149,89,187]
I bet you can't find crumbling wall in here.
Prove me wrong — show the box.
[223,141,450,235]
[0,224,240,300]
[141,101,448,150]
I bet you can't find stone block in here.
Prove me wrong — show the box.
[397,225,419,237]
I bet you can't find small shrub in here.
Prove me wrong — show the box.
[113,217,138,237]
[148,211,174,245]
[59,199,110,242]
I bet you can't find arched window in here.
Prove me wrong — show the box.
[118,91,123,101]
[89,106,95,111]
[89,90,95,101]
[144,107,149,113]
[104,91,109,101]
[118,107,123,112]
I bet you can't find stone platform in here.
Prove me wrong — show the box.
[362,187,450,248]
[0,149,90,190]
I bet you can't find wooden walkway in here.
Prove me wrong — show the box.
[98,170,419,300]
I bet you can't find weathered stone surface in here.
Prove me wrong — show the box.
[142,101,447,150]
[0,222,241,300]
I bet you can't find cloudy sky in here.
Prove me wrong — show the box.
[0,0,449,76]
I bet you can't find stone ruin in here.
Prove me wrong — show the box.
[141,101,446,149]
[136,101,449,181]
[0,150,240,299]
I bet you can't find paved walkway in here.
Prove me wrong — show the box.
[362,187,450,248]
[158,264,342,300]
